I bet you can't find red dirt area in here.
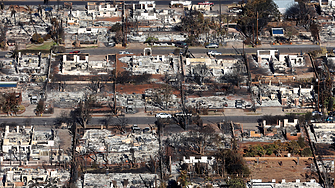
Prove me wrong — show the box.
[245,157,317,183]
[241,142,319,183]
[117,83,178,94]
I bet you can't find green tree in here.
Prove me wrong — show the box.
[0,93,19,115]
[177,10,211,36]
[145,37,158,44]
[238,0,280,41]
[284,26,299,42]
[297,136,306,148]
[288,140,300,155]
[301,147,312,157]
[265,147,273,155]
[109,23,122,32]
[284,3,300,20]
[114,30,124,44]
[31,33,44,44]
[255,145,266,157]
[227,178,245,188]
[217,149,250,176]
[177,170,189,187]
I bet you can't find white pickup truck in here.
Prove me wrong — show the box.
[170,1,192,7]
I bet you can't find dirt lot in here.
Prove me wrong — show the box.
[57,129,72,151]
[245,157,318,183]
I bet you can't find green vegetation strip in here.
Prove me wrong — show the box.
[27,41,55,50]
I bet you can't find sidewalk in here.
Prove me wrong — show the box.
[0,105,72,118]
[2,105,284,118]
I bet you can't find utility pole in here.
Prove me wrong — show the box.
[226,14,229,37]
[256,11,259,45]
[180,54,184,110]
[252,23,255,47]
[179,54,188,130]
[122,2,127,46]
[219,0,222,33]
[156,120,164,184]
[113,55,117,115]
[69,122,78,184]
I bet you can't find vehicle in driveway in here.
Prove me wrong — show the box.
[235,100,243,108]
[205,43,219,48]
[155,113,172,118]
[207,50,222,56]
[312,111,322,116]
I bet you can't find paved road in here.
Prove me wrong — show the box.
[0,115,260,126]
[2,0,241,6]
[67,45,326,56]
[0,45,329,58]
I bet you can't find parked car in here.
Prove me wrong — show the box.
[119,51,133,54]
[229,8,242,13]
[4,52,13,58]
[108,42,115,47]
[174,112,193,117]
[69,50,80,54]
[326,116,333,122]
[175,41,187,48]
[312,111,322,116]
[207,50,222,56]
[205,43,219,48]
[155,113,172,118]
[235,100,243,108]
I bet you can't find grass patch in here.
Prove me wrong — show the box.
[27,40,55,50]
[246,112,262,115]
[285,113,306,115]
[82,45,98,48]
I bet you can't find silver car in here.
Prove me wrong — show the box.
[205,43,219,48]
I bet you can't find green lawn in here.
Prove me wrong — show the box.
[27,40,55,50]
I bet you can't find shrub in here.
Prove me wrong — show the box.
[301,147,312,157]
[227,178,245,188]
[297,136,306,148]
[266,148,273,155]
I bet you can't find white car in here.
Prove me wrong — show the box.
[229,8,242,13]
[119,51,133,55]
[155,113,172,118]
[207,50,222,56]
[174,112,192,117]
